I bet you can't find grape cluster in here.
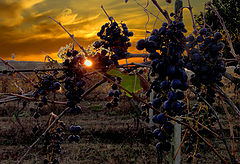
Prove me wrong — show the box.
[32,74,61,119]
[43,121,66,164]
[105,77,122,108]
[185,29,226,86]
[67,125,82,142]
[93,21,133,66]
[152,113,173,152]
[136,21,188,153]
[137,21,188,114]
[62,49,86,114]
[185,29,226,104]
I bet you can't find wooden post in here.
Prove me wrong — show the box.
[149,74,154,128]
[173,118,181,164]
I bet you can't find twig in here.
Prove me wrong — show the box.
[134,0,164,22]
[153,11,160,30]
[151,0,172,24]
[48,17,88,57]
[13,82,24,94]
[126,53,149,58]
[206,2,240,64]
[203,3,206,28]
[119,62,151,68]
[101,5,115,23]
[187,0,196,30]
[0,93,66,105]
[81,78,106,99]
[0,92,33,104]
[214,85,240,116]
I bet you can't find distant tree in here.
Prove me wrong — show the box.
[195,0,240,64]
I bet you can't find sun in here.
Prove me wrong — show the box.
[84,59,92,67]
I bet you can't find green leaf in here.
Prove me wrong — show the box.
[107,68,142,97]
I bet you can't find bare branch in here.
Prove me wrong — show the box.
[214,85,240,116]
[126,53,149,58]
[49,17,88,57]
[151,0,172,24]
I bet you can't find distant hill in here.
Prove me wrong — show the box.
[0,60,45,70]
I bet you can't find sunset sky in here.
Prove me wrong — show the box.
[0,0,209,62]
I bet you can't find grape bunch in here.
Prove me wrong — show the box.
[62,49,86,114]
[43,121,66,164]
[93,21,133,66]
[152,113,173,152]
[67,125,82,142]
[136,21,189,153]
[32,74,61,119]
[137,21,188,115]
[184,28,226,104]
[105,77,122,109]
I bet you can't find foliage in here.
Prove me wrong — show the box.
[195,0,240,62]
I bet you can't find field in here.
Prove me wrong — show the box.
[0,61,240,164]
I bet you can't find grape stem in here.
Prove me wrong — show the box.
[48,17,88,57]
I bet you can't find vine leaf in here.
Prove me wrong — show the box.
[106,68,148,97]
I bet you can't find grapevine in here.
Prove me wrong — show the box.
[0,0,239,164]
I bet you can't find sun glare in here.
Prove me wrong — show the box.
[84,59,92,67]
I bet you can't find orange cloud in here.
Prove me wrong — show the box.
[0,0,45,27]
